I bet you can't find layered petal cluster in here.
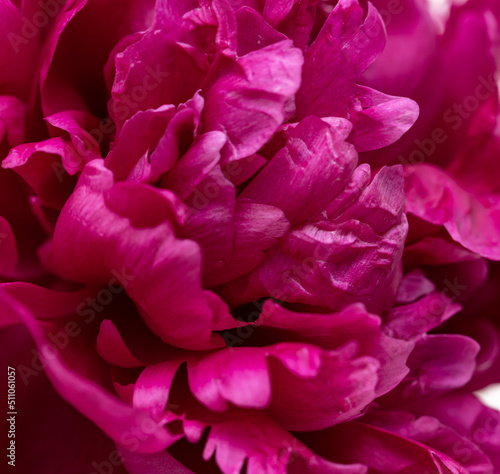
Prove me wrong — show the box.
[0,0,499,473]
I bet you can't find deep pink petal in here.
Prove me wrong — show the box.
[240,116,358,224]
[301,421,468,473]
[0,324,129,474]
[0,290,173,453]
[104,105,175,181]
[405,164,500,260]
[256,301,413,396]
[202,39,303,163]
[224,166,407,313]
[0,95,25,148]
[52,160,236,350]
[383,334,480,403]
[3,138,78,209]
[412,392,500,472]
[119,447,195,474]
[0,216,17,274]
[41,0,155,117]
[366,410,494,474]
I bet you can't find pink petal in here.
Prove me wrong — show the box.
[0,95,25,147]
[41,0,155,117]
[3,138,78,209]
[202,39,303,163]
[223,166,407,313]
[294,0,418,150]
[301,421,468,473]
[0,216,17,274]
[384,334,480,403]
[119,447,195,474]
[52,160,236,350]
[45,110,103,166]
[257,300,413,398]
[0,324,129,474]
[240,116,358,224]
[412,392,500,471]
[104,105,175,181]
[0,290,173,453]
[405,165,500,260]
[366,410,493,474]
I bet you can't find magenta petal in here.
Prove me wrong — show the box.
[41,0,154,117]
[0,95,25,147]
[202,39,303,163]
[366,410,494,474]
[179,162,236,280]
[97,319,144,369]
[348,86,419,152]
[0,216,17,274]
[161,130,226,199]
[395,268,436,304]
[224,166,407,313]
[149,93,205,182]
[3,138,78,209]
[163,401,369,474]
[294,0,418,149]
[109,8,207,128]
[0,3,40,101]
[259,301,413,398]
[198,410,367,474]
[0,282,92,329]
[234,6,288,56]
[265,343,379,431]
[384,293,461,342]
[0,325,128,474]
[240,116,358,224]
[119,448,195,474]
[0,290,172,453]
[302,421,468,473]
[412,392,500,472]
[105,105,175,181]
[45,110,102,164]
[136,341,380,431]
[134,359,187,422]
[395,334,480,400]
[405,165,500,260]
[53,160,236,350]
[295,0,385,120]
[203,201,289,287]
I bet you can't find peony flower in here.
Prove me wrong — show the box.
[1,0,499,473]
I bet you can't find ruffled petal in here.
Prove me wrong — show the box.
[300,421,469,473]
[366,410,494,474]
[0,216,17,274]
[223,166,407,313]
[52,160,237,350]
[0,290,173,454]
[405,165,500,260]
[3,138,78,209]
[294,0,418,150]
[0,324,129,474]
[202,39,303,163]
